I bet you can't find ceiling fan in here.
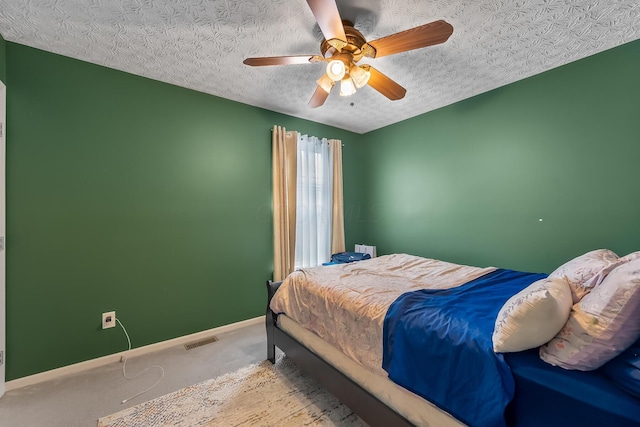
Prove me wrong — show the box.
[243,0,453,108]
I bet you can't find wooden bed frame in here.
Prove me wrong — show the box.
[266,280,415,427]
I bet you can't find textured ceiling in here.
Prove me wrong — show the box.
[0,0,638,134]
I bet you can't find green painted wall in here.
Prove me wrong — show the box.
[359,39,640,273]
[5,42,361,380]
[7,35,639,381]
[0,33,6,83]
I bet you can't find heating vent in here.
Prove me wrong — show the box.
[184,336,218,350]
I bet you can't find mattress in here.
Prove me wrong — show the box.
[278,314,465,427]
[505,349,640,427]
[270,253,495,375]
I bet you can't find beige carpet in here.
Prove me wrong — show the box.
[97,356,367,426]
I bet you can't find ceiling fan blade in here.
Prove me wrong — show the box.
[243,55,324,66]
[308,86,330,108]
[306,0,346,42]
[366,20,453,58]
[362,66,406,100]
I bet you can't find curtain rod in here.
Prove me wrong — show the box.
[271,127,344,146]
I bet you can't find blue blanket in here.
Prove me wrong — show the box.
[383,269,547,427]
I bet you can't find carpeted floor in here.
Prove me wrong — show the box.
[0,323,268,427]
[97,356,367,427]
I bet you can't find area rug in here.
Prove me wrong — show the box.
[97,356,367,426]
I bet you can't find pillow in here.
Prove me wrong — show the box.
[493,277,572,353]
[548,249,619,303]
[620,251,640,262]
[603,338,640,399]
[540,257,640,370]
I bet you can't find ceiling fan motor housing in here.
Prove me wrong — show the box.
[321,20,373,62]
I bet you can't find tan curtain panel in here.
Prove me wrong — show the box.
[272,126,298,281]
[329,139,345,254]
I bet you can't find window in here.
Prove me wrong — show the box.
[294,134,333,269]
[272,125,344,281]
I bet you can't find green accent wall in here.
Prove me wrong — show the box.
[0,33,6,83]
[359,39,640,273]
[5,42,360,380]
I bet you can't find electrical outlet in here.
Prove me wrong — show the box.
[102,311,116,329]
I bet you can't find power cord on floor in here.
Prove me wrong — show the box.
[116,318,165,404]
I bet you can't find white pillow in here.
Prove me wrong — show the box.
[548,249,619,303]
[493,277,572,353]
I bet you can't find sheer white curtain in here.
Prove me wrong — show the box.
[294,134,334,269]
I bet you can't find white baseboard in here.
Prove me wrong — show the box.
[5,315,265,392]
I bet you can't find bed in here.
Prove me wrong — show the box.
[265,253,640,427]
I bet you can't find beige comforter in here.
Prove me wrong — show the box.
[270,253,496,376]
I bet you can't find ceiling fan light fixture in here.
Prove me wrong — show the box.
[316,73,335,93]
[326,59,346,81]
[349,64,371,89]
[339,76,357,97]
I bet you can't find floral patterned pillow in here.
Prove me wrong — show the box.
[620,251,640,262]
[493,277,572,353]
[548,249,620,303]
[540,257,640,371]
